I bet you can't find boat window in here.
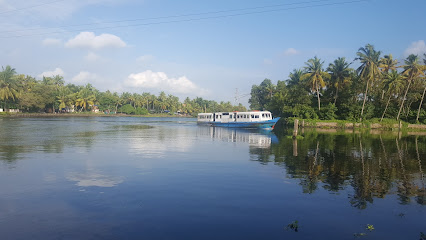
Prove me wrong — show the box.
[251,114,254,118]
[262,113,265,117]
[255,115,259,118]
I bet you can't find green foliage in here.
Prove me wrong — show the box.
[319,103,337,120]
[365,224,375,231]
[135,107,148,115]
[119,104,135,114]
[0,66,245,115]
[286,104,318,119]
[249,79,275,110]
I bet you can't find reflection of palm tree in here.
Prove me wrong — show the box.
[350,138,373,209]
[395,138,413,204]
[302,141,320,194]
[415,137,425,205]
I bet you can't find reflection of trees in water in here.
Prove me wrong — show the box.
[250,130,426,208]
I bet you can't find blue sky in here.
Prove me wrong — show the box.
[1,0,425,105]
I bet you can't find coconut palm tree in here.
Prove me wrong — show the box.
[417,77,426,122]
[380,70,404,121]
[379,54,398,74]
[356,44,381,121]
[0,66,19,109]
[416,55,426,122]
[286,69,304,87]
[75,85,96,112]
[397,54,426,120]
[327,57,352,104]
[301,56,330,111]
[378,54,399,99]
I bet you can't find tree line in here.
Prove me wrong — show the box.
[0,66,246,115]
[249,44,426,123]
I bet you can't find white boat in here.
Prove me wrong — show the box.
[197,111,280,129]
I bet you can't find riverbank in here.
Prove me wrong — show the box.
[280,118,426,131]
[0,112,193,118]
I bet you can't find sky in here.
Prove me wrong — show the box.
[0,0,425,105]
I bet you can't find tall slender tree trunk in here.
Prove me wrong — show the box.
[334,86,339,105]
[397,79,412,121]
[381,94,392,122]
[416,86,426,122]
[316,85,321,111]
[360,80,370,121]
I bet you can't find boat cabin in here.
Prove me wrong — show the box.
[197,111,273,123]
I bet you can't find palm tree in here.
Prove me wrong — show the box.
[397,54,426,120]
[57,86,73,110]
[287,69,304,87]
[356,44,381,121]
[380,70,404,121]
[0,66,19,109]
[301,56,330,111]
[379,54,398,74]
[379,54,399,99]
[417,77,426,122]
[75,85,96,112]
[327,57,352,104]
[415,53,426,122]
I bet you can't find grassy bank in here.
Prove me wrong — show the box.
[279,117,426,131]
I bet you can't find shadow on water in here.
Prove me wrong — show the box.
[251,128,426,209]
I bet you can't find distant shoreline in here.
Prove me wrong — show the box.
[0,113,194,118]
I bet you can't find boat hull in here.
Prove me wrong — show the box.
[198,117,280,129]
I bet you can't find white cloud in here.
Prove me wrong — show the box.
[136,55,154,62]
[65,32,126,50]
[42,38,62,46]
[284,48,300,56]
[404,40,426,57]
[72,71,99,83]
[85,51,101,61]
[67,172,123,187]
[38,68,64,78]
[125,70,207,95]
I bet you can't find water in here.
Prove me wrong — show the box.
[0,117,424,239]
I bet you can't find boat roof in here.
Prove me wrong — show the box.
[197,111,272,115]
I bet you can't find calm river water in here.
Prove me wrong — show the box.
[0,117,425,239]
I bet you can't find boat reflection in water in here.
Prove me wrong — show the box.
[196,126,278,149]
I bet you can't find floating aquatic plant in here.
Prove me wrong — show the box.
[353,232,367,238]
[366,224,375,231]
[285,220,299,232]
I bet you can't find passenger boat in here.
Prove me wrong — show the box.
[197,111,280,129]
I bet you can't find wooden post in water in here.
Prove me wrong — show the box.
[293,119,299,138]
[293,138,298,157]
